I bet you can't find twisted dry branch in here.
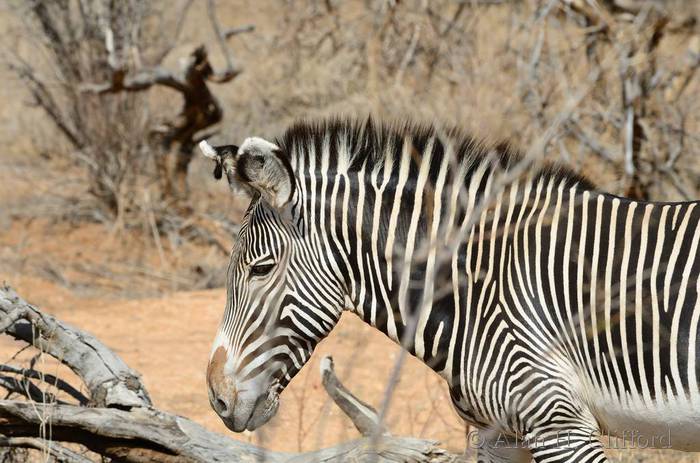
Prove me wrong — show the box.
[0,285,150,409]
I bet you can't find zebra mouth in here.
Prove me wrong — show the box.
[244,388,280,431]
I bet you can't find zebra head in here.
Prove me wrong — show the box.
[200,138,346,432]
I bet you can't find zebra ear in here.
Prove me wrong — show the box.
[199,138,295,209]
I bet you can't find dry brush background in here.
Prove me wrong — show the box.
[0,0,699,461]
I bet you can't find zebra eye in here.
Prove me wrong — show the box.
[250,263,275,277]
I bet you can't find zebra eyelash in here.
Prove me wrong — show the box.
[250,263,276,277]
[248,256,277,278]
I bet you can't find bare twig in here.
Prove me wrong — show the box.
[320,356,387,437]
[0,375,61,404]
[224,24,256,38]
[395,23,420,86]
[0,365,89,406]
[206,0,242,82]
[0,285,151,408]
[152,0,196,63]
[0,436,94,463]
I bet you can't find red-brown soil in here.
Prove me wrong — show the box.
[0,279,465,453]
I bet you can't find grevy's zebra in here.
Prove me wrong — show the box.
[202,118,700,462]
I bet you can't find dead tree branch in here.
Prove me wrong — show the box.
[0,285,463,462]
[320,356,387,437]
[206,0,243,83]
[79,0,254,200]
[0,286,150,408]
[0,436,94,463]
[80,67,187,94]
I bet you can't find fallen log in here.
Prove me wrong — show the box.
[0,285,464,462]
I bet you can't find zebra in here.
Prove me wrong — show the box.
[200,118,700,462]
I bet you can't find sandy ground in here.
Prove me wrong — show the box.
[1,1,699,458]
[0,281,465,454]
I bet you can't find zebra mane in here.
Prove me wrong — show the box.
[275,116,595,191]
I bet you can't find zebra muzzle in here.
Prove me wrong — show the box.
[206,346,281,432]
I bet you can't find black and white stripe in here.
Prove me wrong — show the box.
[208,118,700,460]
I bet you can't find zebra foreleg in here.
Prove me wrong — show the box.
[473,428,532,463]
[514,379,609,462]
[525,427,608,463]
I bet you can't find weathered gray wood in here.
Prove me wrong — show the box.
[320,355,387,437]
[0,436,94,463]
[0,285,464,462]
[0,401,463,463]
[0,285,151,408]
[0,400,285,463]
[287,436,461,463]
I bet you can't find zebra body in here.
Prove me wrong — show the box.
[202,119,700,462]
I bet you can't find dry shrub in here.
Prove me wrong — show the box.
[3,1,239,223]
[220,0,699,201]
[4,1,162,220]
[2,0,699,295]
[8,1,698,215]
[1,1,244,296]
[516,0,700,200]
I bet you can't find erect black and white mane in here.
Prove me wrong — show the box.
[273,117,595,192]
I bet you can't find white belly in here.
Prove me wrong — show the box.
[592,397,700,452]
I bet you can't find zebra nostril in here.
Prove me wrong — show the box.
[214,397,228,414]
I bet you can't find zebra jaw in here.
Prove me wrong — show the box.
[245,388,281,431]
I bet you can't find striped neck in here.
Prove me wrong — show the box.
[277,118,593,376]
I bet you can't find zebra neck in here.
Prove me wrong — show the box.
[325,158,501,378]
[333,172,600,385]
